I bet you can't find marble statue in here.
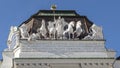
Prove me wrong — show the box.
[91,24,96,37]
[90,24,103,39]
[63,21,75,39]
[48,21,56,39]
[74,21,83,38]
[19,24,29,39]
[81,23,104,40]
[17,18,103,40]
[7,26,20,50]
[84,25,96,39]
[56,17,68,39]
[39,19,47,38]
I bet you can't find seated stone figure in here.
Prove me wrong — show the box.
[84,24,103,40]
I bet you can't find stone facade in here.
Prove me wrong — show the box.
[14,58,114,68]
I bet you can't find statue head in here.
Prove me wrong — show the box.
[58,16,61,19]
[69,21,75,27]
[76,21,82,27]
[13,26,18,32]
[77,21,82,26]
[10,26,18,32]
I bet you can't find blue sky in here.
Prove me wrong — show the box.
[0,0,120,59]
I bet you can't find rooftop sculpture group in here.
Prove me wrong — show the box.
[18,17,101,40]
[7,17,103,50]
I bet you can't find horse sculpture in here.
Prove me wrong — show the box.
[39,19,47,38]
[28,19,47,41]
[63,21,75,39]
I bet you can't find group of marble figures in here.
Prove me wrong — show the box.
[18,17,97,40]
